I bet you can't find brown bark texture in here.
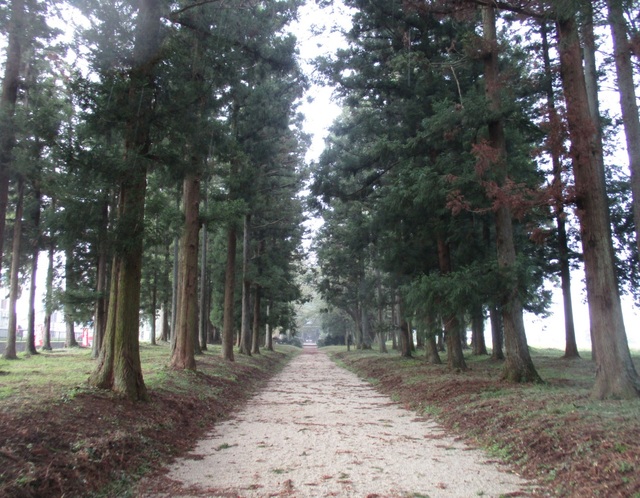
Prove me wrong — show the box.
[437,235,467,370]
[482,5,540,383]
[2,177,25,360]
[607,0,640,257]
[222,225,237,361]
[90,0,161,401]
[557,16,640,399]
[540,22,579,359]
[0,0,25,275]
[239,214,252,355]
[251,285,261,355]
[170,173,200,370]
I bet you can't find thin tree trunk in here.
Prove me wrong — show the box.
[397,296,412,358]
[483,5,540,383]
[251,284,261,354]
[557,15,640,399]
[607,0,640,257]
[160,242,171,342]
[540,22,579,359]
[42,235,54,351]
[437,235,466,370]
[170,235,179,342]
[264,301,273,351]
[0,0,25,275]
[489,305,504,360]
[376,271,387,353]
[2,177,25,359]
[26,183,41,355]
[150,264,157,346]
[471,305,488,356]
[92,195,109,358]
[64,248,79,348]
[239,214,252,355]
[170,173,200,370]
[199,195,208,351]
[222,225,237,361]
[425,313,442,364]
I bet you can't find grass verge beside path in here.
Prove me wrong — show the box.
[0,344,300,498]
[325,346,640,498]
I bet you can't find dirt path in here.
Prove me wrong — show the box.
[141,347,533,497]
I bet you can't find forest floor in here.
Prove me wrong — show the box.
[1,343,639,497]
[328,346,640,498]
[0,343,299,498]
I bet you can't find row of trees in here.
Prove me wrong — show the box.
[310,0,640,399]
[0,0,309,400]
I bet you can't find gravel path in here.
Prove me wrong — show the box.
[144,347,533,497]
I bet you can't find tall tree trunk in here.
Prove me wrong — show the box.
[42,233,54,351]
[251,284,261,354]
[199,192,208,351]
[397,296,412,358]
[489,305,504,360]
[607,0,640,257]
[483,5,540,383]
[557,16,640,399]
[170,173,200,370]
[2,177,25,359]
[90,0,161,401]
[540,22,579,359]
[425,313,442,364]
[160,241,171,342]
[0,0,25,275]
[222,225,237,361]
[471,304,488,356]
[170,234,179,342]
[437,235,466,370]
[264,301,273,351]
[239,214,252,355]
[150,264,157,346]
[64,248,79,348]
[25,183,41,355]
[92,195,110,358]
[376,271,387,353]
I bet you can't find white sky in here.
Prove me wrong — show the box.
[291,0,353,163]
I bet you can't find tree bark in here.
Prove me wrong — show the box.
[239,214,252,355]
[25,184,41,356]
[2,177,25,359]
[251,284,261,354]
[0,0,25,275]
[92,195,110,358]
[63,247,79,348]
[264,301,273,351]
[437,235,467,370]
[42,225,55,351]
[397,296,412,358]
[425,314,442,364]
[471,304,488,356]
[222,225,237,361]
[199,191,208,351]
[90,0,161,401]
[540,22,579,359]
[489,305,504,360]
[607,0,640,257]
[170,173,200,370]
[557,16,640,399]
[150,263,157,346]
[483,5,540,383]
